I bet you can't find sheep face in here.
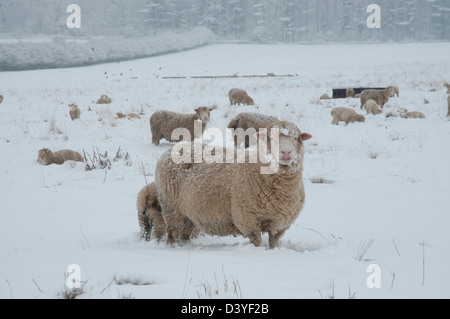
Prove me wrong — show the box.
[245,96,255,106]
[194,107,213,124]
[262,122,312,168]
[37,148,53,165]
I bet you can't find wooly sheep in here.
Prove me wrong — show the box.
[227,112,280,148]
[360,87,393,109]
[331,107,366,125]
[150,107,213,145]
[447,95,450,117]
[320,93,330,100]
[229,89,255,106]
[137,183,166,241]
[37,148,83,165]
[404,111,426,119]
[96,95,112,104]
[155,121,312,249]
[69,103,81,120]
[388,86,400,97]
[444,82,450,94]
[346,88,355,98]
[0,95,3,104]
[364,99,383,115]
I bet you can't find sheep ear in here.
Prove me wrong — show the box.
[301,133,312,141]
[209,107,213,111]
[46,149,51,154]
[194,108,199,113]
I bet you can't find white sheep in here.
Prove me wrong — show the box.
[404,111,426,119]
[331,107,366,125]
[388,86,400,97]
[360,87,394,109]
[155,121,312,249]
[229,89,255,106]
[227,112,280,148]
[346,88,355,98]
[37,148,84,165]
[137,182,166,241]
[69,103,81,120]
[363,99,383,115]
[150,107,213,145]
[96,95,112,104]
[320,93,330,100]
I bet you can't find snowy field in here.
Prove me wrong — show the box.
[1,42,450,299]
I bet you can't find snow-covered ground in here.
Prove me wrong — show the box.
[1,42,450,299]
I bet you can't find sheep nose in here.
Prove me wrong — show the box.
[281,151,292,156]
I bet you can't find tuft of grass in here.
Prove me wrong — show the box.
[355,238,376,262]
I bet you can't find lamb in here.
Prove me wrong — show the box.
[137,183,166,241]
[96,95,112,104]
[363,99,383,115]
[388,86,400,97]
[116,112,141,120]
[360,87,394,109]
[155,121,312,249]
[150,107,213,145]
[331,107,366,125]
[0,95,3,104]
[346,88,355,98]
[404,111,426,119]
[69,103,81,120]
[444,82,450,94]
[229,89,255,106]
[320,93,330,100]
[227,112,280,148]
[37,148,84,165]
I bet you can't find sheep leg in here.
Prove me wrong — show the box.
[268,229,287,249]
[331,118,339,125]
[181,217,195,242]
[138,212,152,241]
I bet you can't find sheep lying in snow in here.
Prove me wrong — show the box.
[96,95,112,104]
[69,103,81,120]
[388,86,400,97]
[320,93,330,100]
[229,89,255,106]
[117,112,141,120]
[385,108,408,119]
[444,82,450,94]
[346,88,355,98]
[37,148,84,165]
[331,107,365,125]
[360,87,393,109]
[137,183,166,241]
[150,107,213,145]
[227,112,280,148]
[155,121,312,249]
[0,95,3,104]
[364,99,383,115]
[404,111,426,119]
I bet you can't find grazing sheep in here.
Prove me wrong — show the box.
[444,82,450,94]
[346,88,355,98]
[227,112,280,148]
[137,183,166,241]
[0,95,3,104]
[37,148,83,165]
[360,87,393,109]
[320,93,330,100]
[331,107,366,125]
[150,107,213,145]
[116,112,141,120]
[448,95,450,117]
[364,99,383,115]
[388,86,400,97]
[96,95,112,104]
[404,111,426,119]
[229,89,255,106]
[68,103,81,120]
[155,121,312,249]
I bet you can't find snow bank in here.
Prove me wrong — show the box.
[0,27,215,71]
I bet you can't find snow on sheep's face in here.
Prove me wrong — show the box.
[195,107,213,124]
[37,148,52,165]
[264,123,312,167]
